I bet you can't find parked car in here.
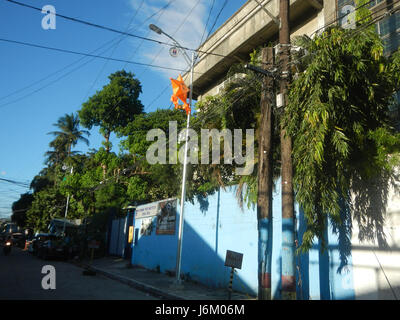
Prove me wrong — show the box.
[37,234,67,260]
[29,233,51,255]
[11,232,25,248]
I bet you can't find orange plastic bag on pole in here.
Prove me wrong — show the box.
[170,74,191,115]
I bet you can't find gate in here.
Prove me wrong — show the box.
[108,217,127,257]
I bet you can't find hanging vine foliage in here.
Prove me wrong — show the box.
[283,25,400,252]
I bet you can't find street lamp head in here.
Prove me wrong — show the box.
[149,24,162,35]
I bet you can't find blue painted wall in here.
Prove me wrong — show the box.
[131,181,357,299]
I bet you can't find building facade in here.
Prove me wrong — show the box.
[189,0,400,129]
[176,0,400,299]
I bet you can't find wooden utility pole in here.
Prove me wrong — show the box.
[279,0,296,300]
[257,47,275,300]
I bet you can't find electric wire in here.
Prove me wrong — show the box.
[310,0,378,37]
[0,34,123,103]
[83,0,144,101]
[205,0,229,41]
[0,1,178,110]
[89,0,198,132]
[121,0,177,72]
[199,0,216,47]
[0,0,178,105]
[4,0,232,60]
[279,0,400,69]
[137,0,202,79]
[135,0,202,111]
[0,38,199,73]
[82,0,146,102]
[2,1,396,112]
[0,177,30,187]
[0,39,136,109]
[203,4,400,123]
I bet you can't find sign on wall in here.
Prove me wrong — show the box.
[156,199,177,235]
[140,217,153,236]
[128,226,134,243]
[135,198,177,236]
[136,202,159,219]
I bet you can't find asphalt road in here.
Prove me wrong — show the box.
[0,246,158,300]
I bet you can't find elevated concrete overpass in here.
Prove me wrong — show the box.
[188,0,336,100]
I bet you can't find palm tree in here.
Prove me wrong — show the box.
[45,136,80,166]
[48,113,90,157]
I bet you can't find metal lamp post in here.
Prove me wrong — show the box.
[149,24,196,285]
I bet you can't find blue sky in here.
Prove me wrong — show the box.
[0,0,246,218]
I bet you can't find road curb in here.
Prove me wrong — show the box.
[74,261,185,300]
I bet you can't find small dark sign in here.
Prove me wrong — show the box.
[88,240,100,249]
[224,250,243,269]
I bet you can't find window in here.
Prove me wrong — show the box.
[389,91,400,132]
[379,12,400,55]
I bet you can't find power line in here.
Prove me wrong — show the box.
[121,0,176,71]
[5,0,231,60]
[310,0,378,38]
[0,178,30,188]
[0,38,131,108]
[205,0,229,40]
[137,0,202,80]
[127,0,201,112]
[199,0,216,47]
[0,38,201,73]
[0,36,119,103]
[82,0,146,102]
[141,0,207,112]
[285,0,400,68]
[147,83,174,111]
[0,0,178,108]
[52,0,179,144]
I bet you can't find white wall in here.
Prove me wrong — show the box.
[351,171,400,299]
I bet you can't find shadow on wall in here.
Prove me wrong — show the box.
[351,170,400,248]
[131,189,258,296]
[130,169,400,299]
[296,169,400,300]
[196,194,210,214]
[297,203,354,300]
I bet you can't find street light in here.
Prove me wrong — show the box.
[149,24,192,67]
[149,24,162,35]
[149,23,196,285]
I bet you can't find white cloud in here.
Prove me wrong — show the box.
[129,0,210,78]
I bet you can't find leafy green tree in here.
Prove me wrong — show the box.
[26,188,69,233]
[30,168,53,192]
[193,55,281,206]
[11,192,34,228]
[120,108,187,203]
[45,136,81,167]
[79,70,144,152]
[282,25,400,251]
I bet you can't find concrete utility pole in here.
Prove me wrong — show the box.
[279,0,296,300]
[257,47,275,300]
